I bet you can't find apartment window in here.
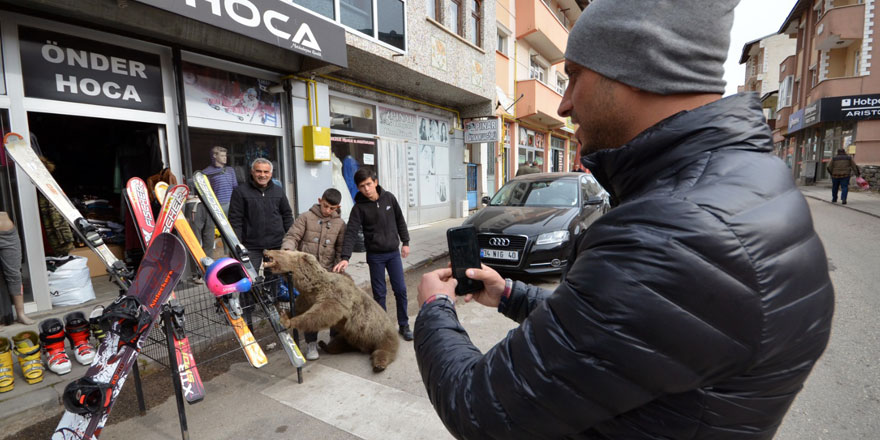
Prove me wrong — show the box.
[778,75,794,110]
[530,57,546,83]
[556,8,570,28]
[448,0,462,36]
[468,0,481,47]
[291,0,335,19]
[426,0,440,21]
[556,75,567,95]
[341,0,374,35]
[378,0,405,50]
[853,51,861,76]
[497,31,508,54]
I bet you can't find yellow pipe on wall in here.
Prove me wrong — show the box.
[284,75,320,126]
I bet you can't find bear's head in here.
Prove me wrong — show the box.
[263,250,327,291]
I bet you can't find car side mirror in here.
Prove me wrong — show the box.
[481,196,490,205]
[584,195,604,206]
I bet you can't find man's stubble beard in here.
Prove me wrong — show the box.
[578,79,632,157]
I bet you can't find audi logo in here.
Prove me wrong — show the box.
[489,237,511,247]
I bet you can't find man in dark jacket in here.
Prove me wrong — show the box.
[826,147,860,204]
[333,169,414,340]
[228,158,293,270]
[413,1,834,439]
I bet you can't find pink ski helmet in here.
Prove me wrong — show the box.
[205,258,252,297]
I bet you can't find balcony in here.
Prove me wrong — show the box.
[777,106,792,131]
[811,76,865,100]
[516,78,565,128]
[816,4,865,51]
[780,55,798,79]
[516,0,569,63]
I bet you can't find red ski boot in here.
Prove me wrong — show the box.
[39,318,72,375]
[65,311,96,365]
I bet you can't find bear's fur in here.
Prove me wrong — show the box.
[263,250,399,372]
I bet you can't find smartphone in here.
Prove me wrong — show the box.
[447,226,484,295]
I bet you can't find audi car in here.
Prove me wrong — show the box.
[462,172,609,277]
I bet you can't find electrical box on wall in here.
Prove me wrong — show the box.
[303,126,331,161]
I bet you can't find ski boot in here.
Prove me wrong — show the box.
[62,377,112,416]
[0,337,13,392]
[12,331,44,384]
[89,305,106,344]
[65,311,96,365]
[39,318,72,375]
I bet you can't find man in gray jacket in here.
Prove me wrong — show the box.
[414,1,834,439]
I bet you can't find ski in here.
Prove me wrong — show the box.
[192,171,306,369]
[155,181,268,369]
[3,133,133,288]
[125,178,205,404]
[52,233,186,439]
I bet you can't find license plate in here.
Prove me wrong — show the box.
[480,249,519,260]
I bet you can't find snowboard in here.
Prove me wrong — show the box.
[155,181,268,368]
[125,178,205,404]
[192,171,305,368]
[52,232,186,439]
[2,133,133,288]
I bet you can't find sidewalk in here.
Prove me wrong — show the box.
[798,183,880,218]
[0,216,464,435]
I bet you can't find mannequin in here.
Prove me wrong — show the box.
[202,146,238,214]
[0,211,33,325]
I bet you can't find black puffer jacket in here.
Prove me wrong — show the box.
[414,94,834,439]
[228,178,293,251]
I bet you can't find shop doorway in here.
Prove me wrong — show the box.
[26,112,165,273]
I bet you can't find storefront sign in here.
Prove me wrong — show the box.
[183,62,280,127]
[803,101,820,128]
[378,107,418,139]
[134,0,347,68]
[821,94,880,121]
[788,108,804,132]
[18,27,163,112]
[464,118,500,143]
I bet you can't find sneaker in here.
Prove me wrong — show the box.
[842,201,847,205]
[305,342,319,361]
[65,312,96,365]
[831,199,837,203]
[193,276,204,285]
[398,325,413,341]
[39,318,72,375]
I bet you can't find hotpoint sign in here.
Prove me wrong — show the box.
[827,94,880,121]
[134,0,347,68]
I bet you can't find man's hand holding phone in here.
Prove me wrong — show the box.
[417,264,506,308]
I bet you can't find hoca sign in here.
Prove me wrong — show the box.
[134,0,347,68]
[19,27,164,112]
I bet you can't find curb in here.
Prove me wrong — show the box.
[802,193,880,220]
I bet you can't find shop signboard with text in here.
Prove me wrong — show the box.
[134,0,347,68]
[18,27,163,112]
[464,118,500,143]
[378,107,418,139]
[820,94,880,122]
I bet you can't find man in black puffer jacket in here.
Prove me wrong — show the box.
[414,1,834,439]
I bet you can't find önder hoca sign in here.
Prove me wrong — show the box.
[134,0,347,68]
[19,27,164,112]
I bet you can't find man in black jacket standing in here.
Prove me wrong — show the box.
[229,158,293,273]
[414,1,834,439]
[333,169,413,341]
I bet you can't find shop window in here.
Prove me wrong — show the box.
[468,0,482,47]
[331,135,378,207]
[341,0,374,36]
[189,128,281,189]
[330,96,377,134]
[291,0,335,19]
[378,0,406,50]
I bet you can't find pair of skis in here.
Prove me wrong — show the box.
[191,171,306,369]
[124,178,205,402]
[152,181,269,368]
[2,132,190,440]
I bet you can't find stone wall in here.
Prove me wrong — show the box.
[860,165,880,191]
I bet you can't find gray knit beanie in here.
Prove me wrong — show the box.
[565,0,740,95]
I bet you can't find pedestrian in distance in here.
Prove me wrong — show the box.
[414,1,834,439]
[281,188,346,360]
[826,147,861,205]
[333,169,413,341]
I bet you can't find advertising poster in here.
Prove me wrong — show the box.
[418,144,449,205]
[419,116,450,143]
[183,61,280,127]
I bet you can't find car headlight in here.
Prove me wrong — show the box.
[535,230,569,245]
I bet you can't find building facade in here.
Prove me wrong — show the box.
[490,0,584,197]
[0,0,495,313]
[776,0,880,184]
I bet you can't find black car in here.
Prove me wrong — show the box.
[463,172,609,276]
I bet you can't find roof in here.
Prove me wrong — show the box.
[738,33,778,64]
[779,0,810,34]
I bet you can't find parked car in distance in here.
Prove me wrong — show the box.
[463,172,609,277]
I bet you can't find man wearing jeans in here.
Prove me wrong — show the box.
[826,148,861,204]
[334,169,413,340]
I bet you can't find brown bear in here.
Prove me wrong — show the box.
[263,250,399,372]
